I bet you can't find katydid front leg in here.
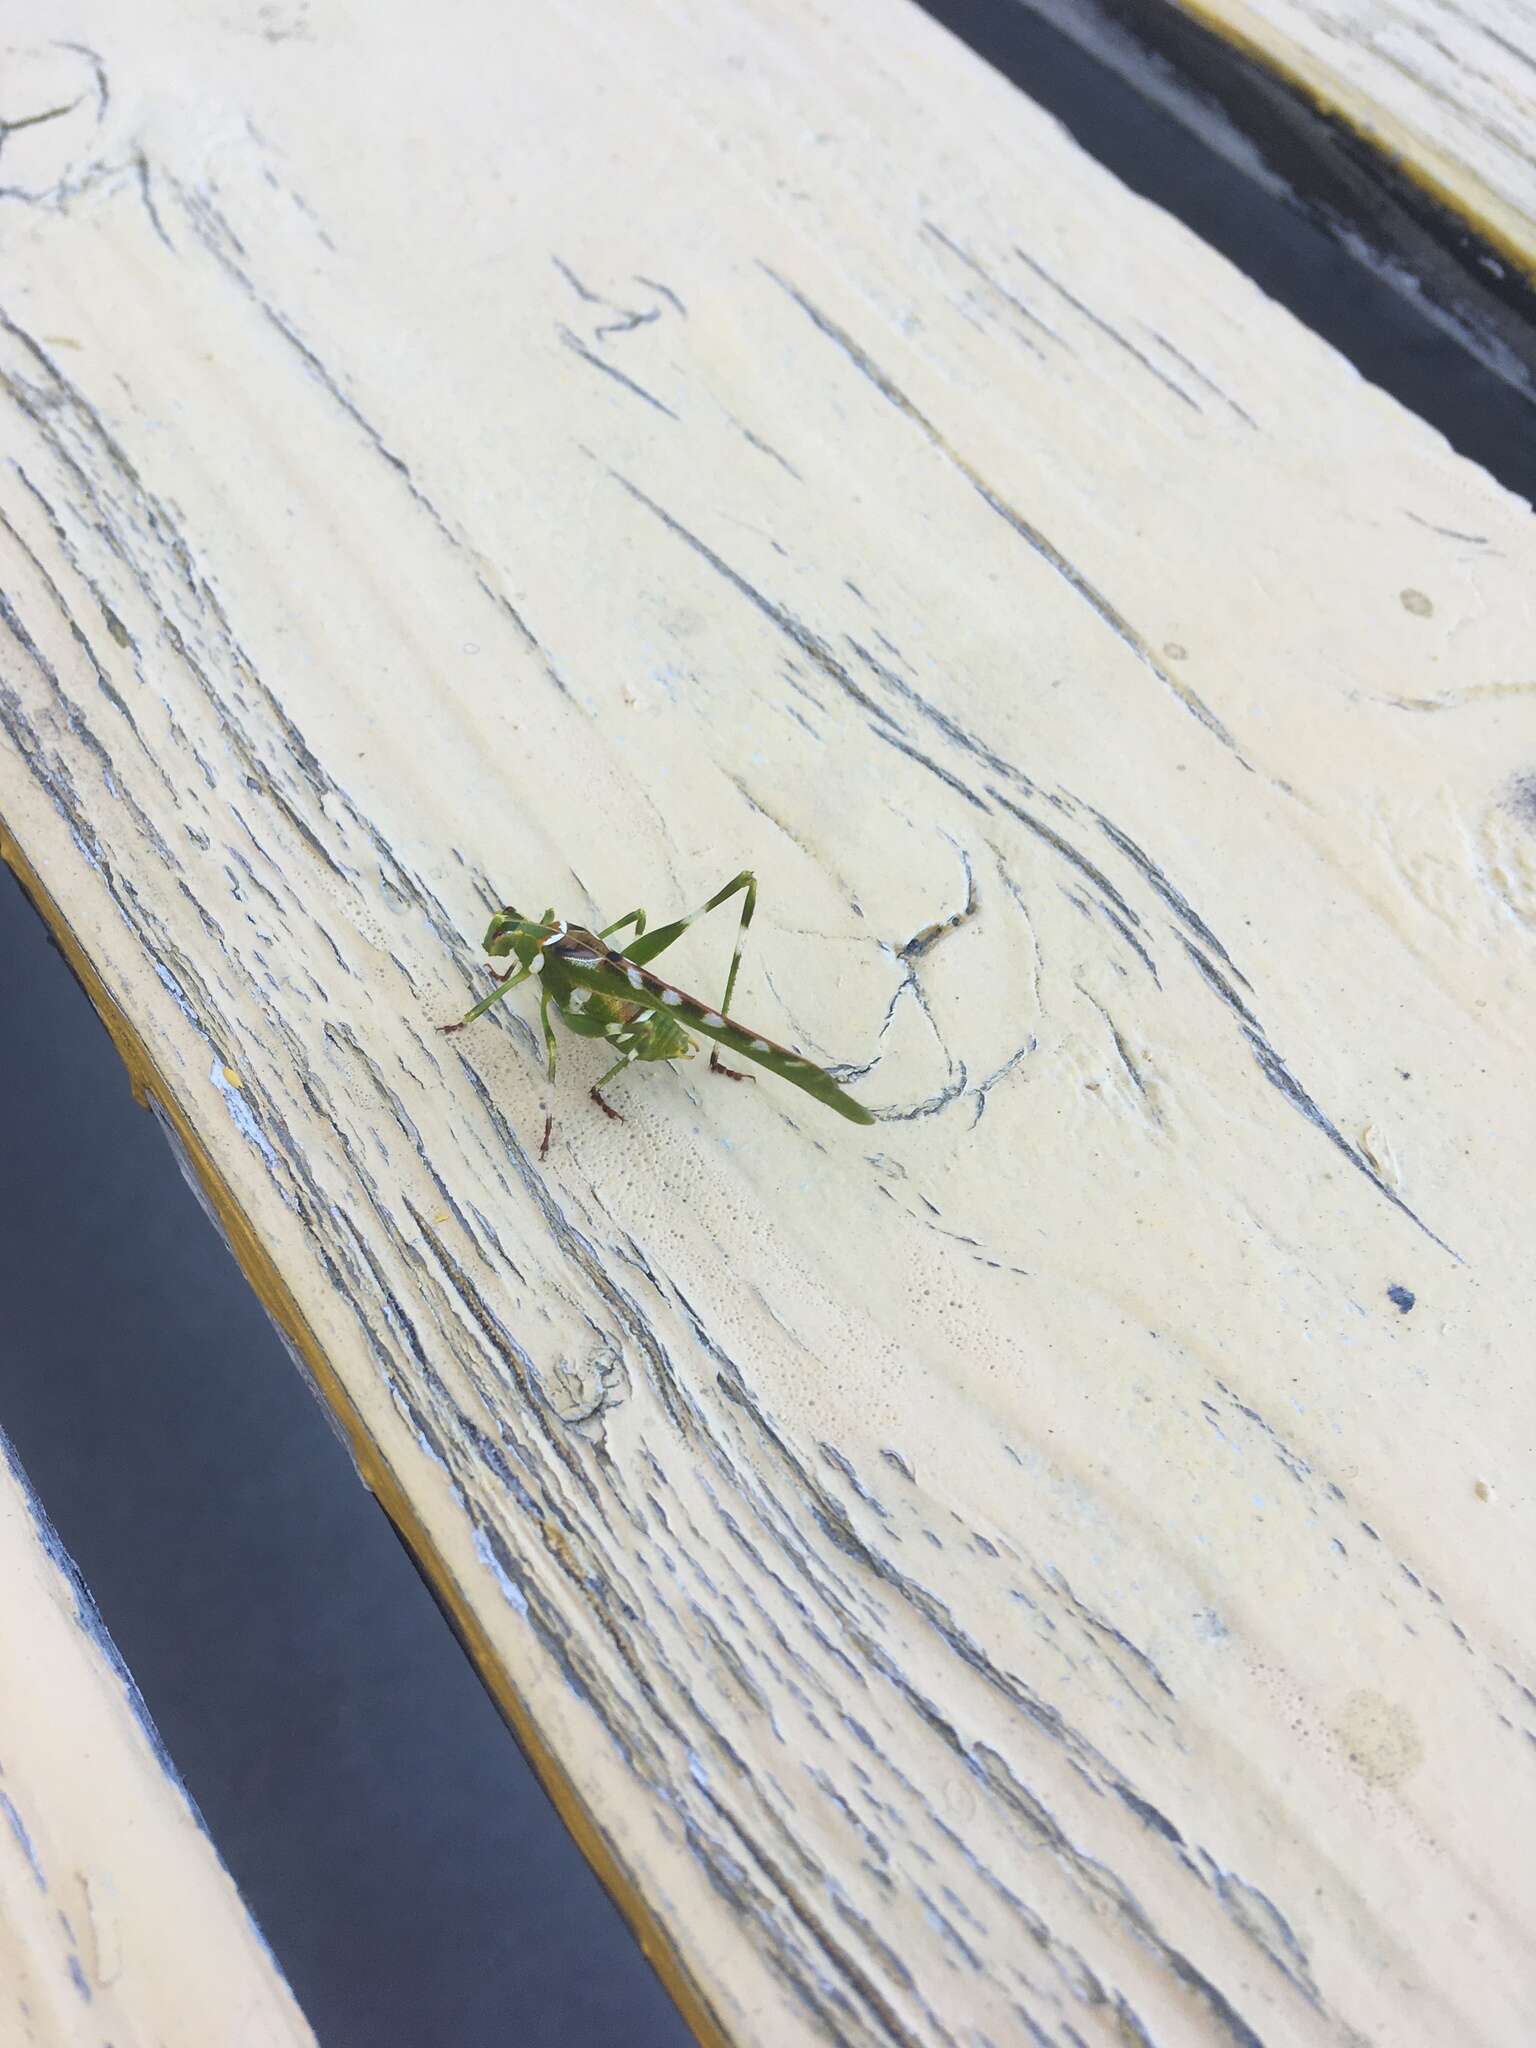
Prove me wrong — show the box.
[440,957,536,1033]
[441,904,557,1034]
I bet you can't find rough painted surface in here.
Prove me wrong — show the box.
[0,1431,316,2046]
[0,2,1533,2042]
[1170,0,1536,271]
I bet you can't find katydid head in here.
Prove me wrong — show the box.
[481,909,552,967]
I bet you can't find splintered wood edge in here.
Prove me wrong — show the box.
[0,816,723,2048]
[1168,0,1536,282]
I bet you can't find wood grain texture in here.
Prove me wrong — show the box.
[0,1431,316,2046]
[1,2,1533,2041]
[1167,0,1536,275]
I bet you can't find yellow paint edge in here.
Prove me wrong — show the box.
[1169,0,1536,284]
[0,816,728,2048]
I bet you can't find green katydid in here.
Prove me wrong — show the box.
[441,868,874,1153]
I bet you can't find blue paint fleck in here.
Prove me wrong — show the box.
[0,1790,45,1889]
[154,961,199,1025]
[1387,1284,1416,1313]
[209,1057,281,1174]
[473,1529,528,1617]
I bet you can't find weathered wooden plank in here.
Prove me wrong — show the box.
[0,1431,316,2046]
[1168,0,1536,273]
[0,2,1532,2041]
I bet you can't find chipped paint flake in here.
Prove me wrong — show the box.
[209,1057,280,1173]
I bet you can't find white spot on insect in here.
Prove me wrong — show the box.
[554,920,567,936]
[605,1023,622,1037]
[626,967,644,990]
[636,1009,655,1024]
[626,1049,637,1062]
[703,1012,725,1028]
[661,990,682,1007]
[750,1038,770,1053]
[568,988,590,1012]
[529,953,544,975]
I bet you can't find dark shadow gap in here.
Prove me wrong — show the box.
[0,864,690,2048]
[916,0,1536,503]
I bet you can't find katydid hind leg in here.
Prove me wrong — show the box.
[624,869,756,985]
[619,869,763,1075]
[713,869,757,1019]
[598,907,648,943]
[701,869,759,1076]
